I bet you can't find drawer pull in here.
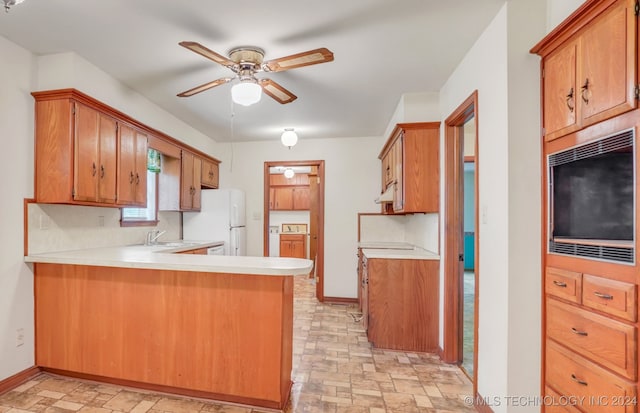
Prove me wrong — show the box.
[571,374,588,386]
[553,280,567,288]
[571,327,588,336]
[594,291,614,300]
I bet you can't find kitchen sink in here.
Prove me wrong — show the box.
[154,241,201,247]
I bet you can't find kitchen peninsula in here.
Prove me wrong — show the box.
[25,244,312,410]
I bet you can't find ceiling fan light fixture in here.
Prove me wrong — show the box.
[281,128,298,149]
[231,80,262,106]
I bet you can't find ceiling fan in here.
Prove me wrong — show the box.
[177,41,334,105]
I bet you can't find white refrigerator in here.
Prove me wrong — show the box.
[183,189,247,256]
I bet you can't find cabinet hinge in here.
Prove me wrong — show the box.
[458,253,464,262]
[635,84,640,100]
[71,188,75,197]
[72,104,76,115]
[635,0,639,16]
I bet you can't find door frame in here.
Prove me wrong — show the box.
[443,91,479,393]
[263,160,325,301]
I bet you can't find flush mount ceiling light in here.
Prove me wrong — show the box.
[283,168,295,179]
[3,0,25,12]
[281,128,298,149]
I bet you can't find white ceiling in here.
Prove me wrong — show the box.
[0,0,505,143]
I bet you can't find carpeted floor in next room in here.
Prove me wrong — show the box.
[0,276,475,413]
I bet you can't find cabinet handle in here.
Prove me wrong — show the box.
[92,162,97,177]
[135,173,140,184]
[100,165,105,178]
[129,171,134,184]
[593,291,613,300]
[570,374,588,386]
[581,78,589,104]
[565,87,574,112]
[571,327,588,336]
[552,280,567,288]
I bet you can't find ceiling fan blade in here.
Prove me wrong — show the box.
[177,78,232,97]
[259,79,297,104]
[263,48,334,72]
[179,41,236,68]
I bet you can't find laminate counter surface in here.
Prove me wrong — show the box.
[25,242,313,276]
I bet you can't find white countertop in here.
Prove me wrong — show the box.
[25,241,313,276]
[357,241,415,250]
[361,247,440,260]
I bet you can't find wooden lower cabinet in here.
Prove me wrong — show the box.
[34,263,294,410]
[279,234,306,259]
[544,267,639,413]
[364,257,439,352]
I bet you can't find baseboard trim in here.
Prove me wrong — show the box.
[42,368,288,410]
[323,296,358,305]
[0,366,41,395]
[474,392,495,413]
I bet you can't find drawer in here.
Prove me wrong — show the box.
[583,274,637,322]
[546,298,636,380]
[545,386,582,413]
[546,267,581,303]
[546,340,637,413]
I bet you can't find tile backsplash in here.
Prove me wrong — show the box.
[27,203,180,254]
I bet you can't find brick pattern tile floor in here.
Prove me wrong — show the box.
[0,276,475,413]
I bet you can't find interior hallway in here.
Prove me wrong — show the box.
[0,276,474,413]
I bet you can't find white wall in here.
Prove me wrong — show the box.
[438,0,545,411]
[0,35,37,381]
[217,136,383,298]
[547,0,586,29]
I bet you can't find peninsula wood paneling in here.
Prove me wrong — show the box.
[34,263,294,409]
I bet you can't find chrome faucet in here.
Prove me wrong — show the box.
[146,230,166,245]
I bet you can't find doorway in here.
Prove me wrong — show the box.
[443,92,479,391]
[263,160,325,302]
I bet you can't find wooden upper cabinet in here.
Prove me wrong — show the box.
[201,158,219,189]
[33,89,222,209]
[378,122,439,214]
[269,173,311,210]
[116,123,147,207]
[72,103,117,205]
[533,0,637,141]
[542,40,579,140]
[180,151,202,211]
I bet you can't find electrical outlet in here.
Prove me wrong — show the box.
[98,216,105,227]
[15,328,24,347]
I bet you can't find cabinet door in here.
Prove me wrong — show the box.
[291,238,306,258]
[279,240,292,257]
[293,187,310,210]
[180,151,195,210]
[362,257,369,331]
[74,103,100,202]
[543,40,578,141]
[117,123,136,205]
[273,187,294,210]
[133,131,148,206]
[201,158,219,188]
[579,0,636,127]
[97,114,117,204]
[192,156,202,210]
[392,136,403,212]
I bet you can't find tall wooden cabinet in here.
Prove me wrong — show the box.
[269,173,310,211]
[532,0,640,410]
[378,122,439,214]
